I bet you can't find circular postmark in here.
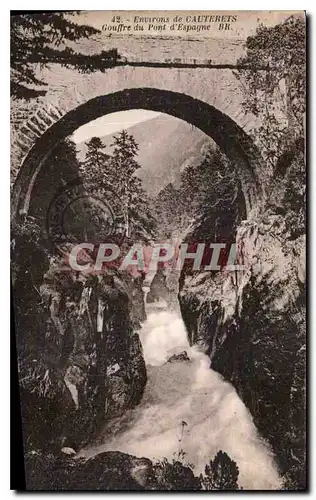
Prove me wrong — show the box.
[46,179,127,251]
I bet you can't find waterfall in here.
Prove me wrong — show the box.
[78,302,281,490]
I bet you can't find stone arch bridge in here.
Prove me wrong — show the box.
[11,36,287,218]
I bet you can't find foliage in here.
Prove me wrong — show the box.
[110,131,140,184]
[11,216,53,396]
[51,137,81,170]
[79,137,111,186]
[184,148,243,243]
[154,183,184,238]
[236,15,305,169]
[211,269,306,488]
[11,214,52,287]
[11,214,43,247]
[11,12,121,99]
[236,15,305,122]
[154,456,199,490]
[236,15,306,241]
[281,147,306,241]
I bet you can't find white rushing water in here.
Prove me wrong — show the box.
[78,304,281,490]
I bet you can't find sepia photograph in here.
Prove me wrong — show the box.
[10,10,306,491]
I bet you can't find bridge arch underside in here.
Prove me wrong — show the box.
[12,88,263,218]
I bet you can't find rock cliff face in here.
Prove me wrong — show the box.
[178,179,306,488]
[12,233,147,453]
[146,269,170,304]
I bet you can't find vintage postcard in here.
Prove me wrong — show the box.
[11,10,306,491]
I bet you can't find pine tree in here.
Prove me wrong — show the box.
[236,16,306,244]
[200,451,240,490]
[80,137,111,187]
[11,12,121,99]
[154,183,184,238]
[236,16,305,125]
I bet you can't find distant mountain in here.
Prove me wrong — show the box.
[76,114,213,196]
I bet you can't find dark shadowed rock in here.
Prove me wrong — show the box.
[146,269,170,304]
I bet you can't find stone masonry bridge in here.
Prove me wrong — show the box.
[11,35,287,218]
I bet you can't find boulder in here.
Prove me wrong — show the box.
[167,351,190,363]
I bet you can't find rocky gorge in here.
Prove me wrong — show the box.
[178,167,306,488]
